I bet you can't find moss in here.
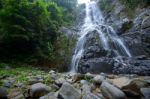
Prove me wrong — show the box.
[99,0,114,13]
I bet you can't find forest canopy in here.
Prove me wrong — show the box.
[0,0,77,68]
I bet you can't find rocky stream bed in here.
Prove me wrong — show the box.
[0,67,150,99]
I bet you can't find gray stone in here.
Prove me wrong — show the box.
[28,78,43,85]
[78,58,114,74]
[58,82,81,99]
[111,77,131,88]
[80,80,88,85]
[40,92,58,99]
[140,88,150,99]
[54,78,66,87]
[0,87,8,99]
[93,75,106,85]
[71,73,85,83]
[82,84,100,99]
[101,81,126,99]
[122,79,149,94]
[142,17,150,29]
[30,83,50,98]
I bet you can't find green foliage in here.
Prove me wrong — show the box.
[0,0,77,68]
[118,0,150,17]
[99,0,114,13]
[0,65,48,85]
[119,0,150,10]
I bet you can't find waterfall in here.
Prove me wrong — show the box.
[70,1,131,72]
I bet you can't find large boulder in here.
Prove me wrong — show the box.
[101,81,126,99]
[93,75,106,86]
[78,58,114,74]
[29,83,50,98]
[58,82,81,99]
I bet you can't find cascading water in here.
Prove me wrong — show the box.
[70,1,131,72]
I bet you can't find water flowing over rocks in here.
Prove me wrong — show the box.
[69,0,150,75]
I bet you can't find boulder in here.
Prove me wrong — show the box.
[58,82,81,99]
[71,73,85,83]
[93,75,106,86]
[101,81,126,99]
[140,88,150,99]
[78,58,114,74]
[54,78,66,87]
[28,78,43,85]
[40,92,58,99]
[0,87,8,99]
[110,77,131,88]
[82,84,100,99]
[29,83,50,98]
[122,79,149,94]
[142,16,150,29]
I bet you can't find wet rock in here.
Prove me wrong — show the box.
[3,81,12,88]
[58,82,81,99]
[72,73,85,83]
[110,77,131,88]
[49,70,58,80]
[78,58,114,74]
[93,75,106,86]
[82,84,100,99]
[82,93,100,99]
[29,83,50,98]
[145,79,150,84]
[28,78,43,85]
[122,79,149,94]
[40,92,58,99]
[140,88,150,99]
[123,90,140,99]
[54,78,66,87]
[142,16,150,29]
[0,87,8,99]
[50,84,59,92]
[117,18,133,34]
[113,59,150,75]
[3,78,15,88]
[80,80,88,85]
[135,55,147,60]
[101,81,126,99]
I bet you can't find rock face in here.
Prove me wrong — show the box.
[29,83,50,98]
[77,31,115,74]
[71,0,150,75]
[101,81,126,99]
[58,82,81,99]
